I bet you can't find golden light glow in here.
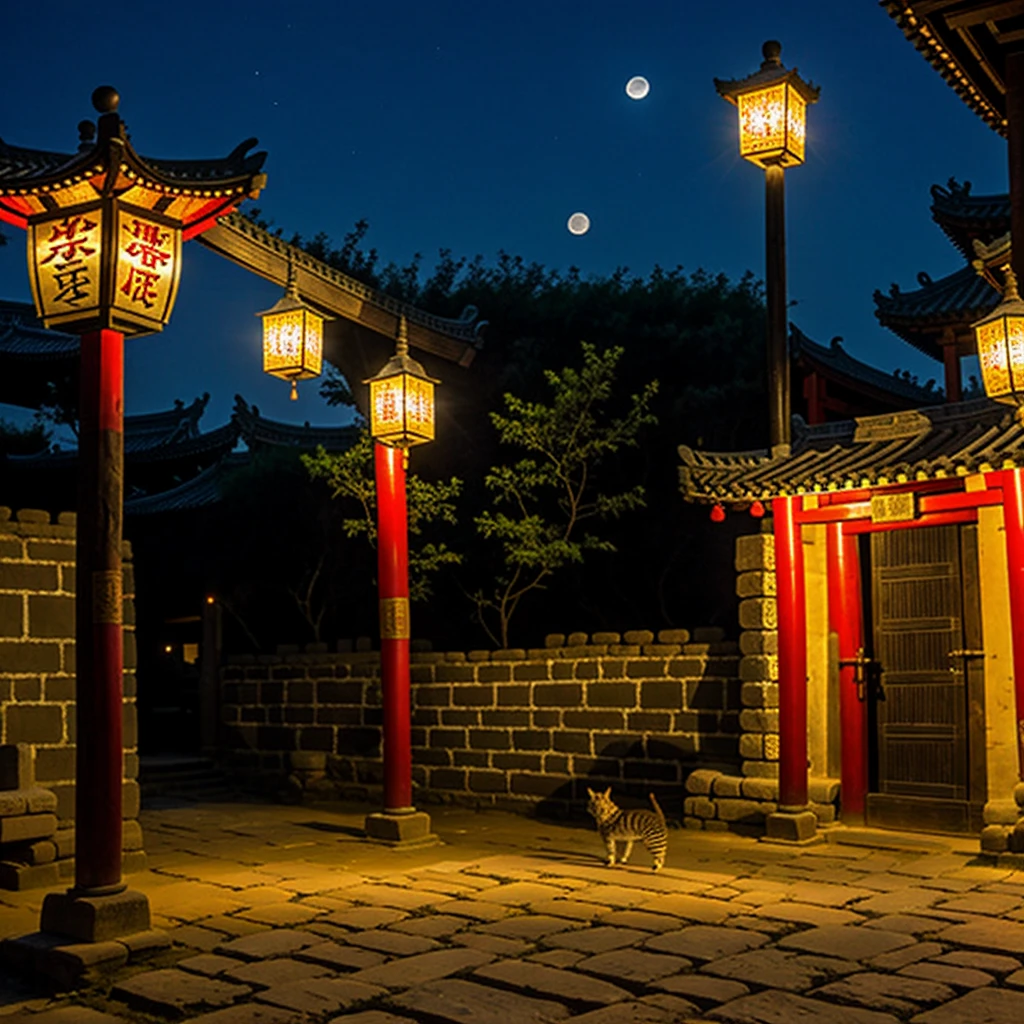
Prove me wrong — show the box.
[29,207,104,327]
[259,290,325,399]
[737,81,807,167]
[369,371,436,447]
[112,207,182,332]
[974,270,1024,406]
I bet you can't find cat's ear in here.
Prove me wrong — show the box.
[587,787,595,797]
[604,787,611,798]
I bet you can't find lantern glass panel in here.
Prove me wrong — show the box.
[263,307,323,379]
[976,315,1021,402]
[405,375,435,442]
[369,375,404,440]
[112,207,182,331]
[28,206,104,328]
[737,81,806,167]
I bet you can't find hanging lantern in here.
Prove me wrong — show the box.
[258,263,327,399]
[365,316,439,448]
[974,268,1024,407]
[710,504,726,523]
[715,41,819,169]
[750,500,766,518]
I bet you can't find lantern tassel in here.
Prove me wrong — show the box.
[290,380,298,401]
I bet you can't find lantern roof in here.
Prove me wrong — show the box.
[714,40,821,105]
[364,318,440,385]
[0,86,267,238]
[873,264,1000,359]
[679,397,1021,506]
[882,0,1024,136]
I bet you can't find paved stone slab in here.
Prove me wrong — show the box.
[812,972,955,1013]
[898,962,993,989]
[778,926,915,960]
[576,948,691,983]
[750,902,864,927]
[530,949,587,967]
[476,914,585,941]
[165,924,226,951]
[322,906,408,930]
[645,925,768,961]
[703,950,860,992]
[852,889,943,915]
[236,903,323,926]
[345,929,442,956]
[200,915,270,938]
[343,883,446,910]
[177,953,240,977]
[350,947,494,989]
[475,958,632,1008]
[293,939,386,971]
[636,894,730,923]
[863,915,947,935]
[931,950,1021,973]
[869,941,945,970]
[640,993,705,1017]
[708,989,901,1023]
[474,881,572,905]
[112,968,252,1017]
[16,1010,131,1024]
[389,977,571,1023]
[785,881,877,906]
[597,910,682,933]
[652,974,749,1007]
[935,919,1024,953]
[254,977,385,1015]
[175,1007,304,1024]
[909,987,1024,1022]
[933,893,1022,916]
[216,928,319,961]
[454,932,533,956]
[542,926,650,954]
[222,955,333,988]
[433,899,517,921]
[570,885,660,908]
[338,1014,427,1024]
[532,899,612,921]
[390,913,468,938]
[558,1002,685,1023]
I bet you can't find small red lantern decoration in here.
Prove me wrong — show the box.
[710,504,726,523]
[750,500,765,518]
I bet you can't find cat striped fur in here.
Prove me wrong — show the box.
[586,786,668,872]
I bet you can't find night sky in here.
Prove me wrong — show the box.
[0,1,1009,438]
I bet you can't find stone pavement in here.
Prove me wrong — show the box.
[0,799,1023,1021]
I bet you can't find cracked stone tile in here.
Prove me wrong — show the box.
[570,885,663,908]
[596,910,681,933]
[933,893,1022,916]
[8,1010,131,1024]
[177,953,241,977]
[869,941,945,970]
[933,919,1024,954]
[929,949,1021,973]
[348,947,494,989]
[389,913,468,938]
[853,890,944,915]
[529,949,587,968]
[703,949,860,992]
[557,1000,688,1023]
[254,977,386,1016]
[292,940,387,972]
[453,931,533,957]
[198,915,270,938]
[909,987,1024,1022]
[811,971,955,1013]
[431,899,517,922]
[388,977,571,1023]
[651,974,749,1008]
[321,907,409,930]
[346,929,443,956]
[778,926,915,961]
[784,882,878,907]
[222,956,333,988]
[471,882,575,906]
[575,948,691,984]
[166,1008,305,1024]
[165,924,225,951]
[542,927,650,954]
[531,900,612,922]
[748,903,864,928]
[474,958,632,1008]
[635,894,731,924]
[235,903,323,927]
[644,925,768,961]
[112,968,252,1017]
[862,915,948,935]
[898,962,993,989]
[707,989,901,1023]
[215,928,320,961]
[475,915,587,942]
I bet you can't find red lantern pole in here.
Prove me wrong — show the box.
[1002,468,1024,779]
[374,442,413,812]
[773,495,807,810]
[827,522,867,821]
[75,328,125,892]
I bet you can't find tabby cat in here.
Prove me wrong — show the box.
[586,786,668,871]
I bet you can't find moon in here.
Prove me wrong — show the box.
[567,212,591,236]
[626,76,650,100]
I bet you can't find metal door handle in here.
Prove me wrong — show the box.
[838,646,880,701]
[948,649,984,673]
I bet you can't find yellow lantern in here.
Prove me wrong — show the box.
[715,41,819,169]
[365,317,438,447]
[974,268,1024,406]
[258,265,327,400]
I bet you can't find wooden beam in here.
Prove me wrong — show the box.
[945,1,1024,30]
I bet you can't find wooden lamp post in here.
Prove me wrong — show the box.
[363,316,437,844]
[716,41,819,454]
[0,87,265,941]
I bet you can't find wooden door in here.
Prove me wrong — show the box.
[865,524,986,834]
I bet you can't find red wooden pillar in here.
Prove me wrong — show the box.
[374,443,413,812]
[773,495,807,810]
[827,522,867,820]
[1002,468,1024,780]
[75,329,125,893]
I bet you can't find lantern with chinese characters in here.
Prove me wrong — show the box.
[974,268,1024,406]
[365,317,439,447]
[0,87,265,337]
[715,41,819,168]
[258,266,327,400]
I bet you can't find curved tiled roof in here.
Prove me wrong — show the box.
[873,265,999,358]
[125,453,250,516]
[232,395,360,451]
[0,301,78,362]
[679,398,1019,505]
[930,181,1010,258]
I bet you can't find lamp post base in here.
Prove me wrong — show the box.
[41,887,152,943]
[762,809,820,845]
[364,810,438,847]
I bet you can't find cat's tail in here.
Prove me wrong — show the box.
[649,792,665,822]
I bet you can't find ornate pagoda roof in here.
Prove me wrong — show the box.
[679,397,1020,505]
[124,453,249,516]
[791,326,938,404]
[930,180,1010,259]
[882,1,1024,136]
[873,264,999,357]
[232,395,360,451]
[0,300,77,362]
[0,88,266,239]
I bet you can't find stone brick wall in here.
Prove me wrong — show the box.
[219,628,742,815]
[0,508,143,887]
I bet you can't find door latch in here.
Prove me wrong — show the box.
[838,647,880,702]
[948,649,985,673]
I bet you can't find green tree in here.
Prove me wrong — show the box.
[473,342,657,648]
[303,430,462,602]
[0,418,50,457]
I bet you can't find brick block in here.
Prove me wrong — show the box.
[646,734,696,761]
[657,629,690,644]
[686,679,726,710]
[14,678,41,701]
[285,681,314,704]
[429,768,466,790]
[572,756,620,777]
[740,654,778,682]
[414,747,451,766]
[0,643,61,675]
[317,681,363,703]
[452,685,495,706]
[513,730,552,752]
[736,570,776,598]
[685,769,722,795]
[0,596,22,638]
[533,683,582,706]
[764,734,780,760]
[586,683,636,708]
[481,709,530,727]
[553,731,590,754]
[480,665,513,684]
[436,665,474,683]
[28,594,74,638]
[739,708,779,733]
[738,734,763,759]
[741,682,779,708]
[742,760,779,779]
[667,658,705,679]
[430,729,467,749]
[0,813,56,843]
[469,729,511,751]
[511,773,569,797]
[123,704,138,748]
[468,771,507,793]
[567,632,588,647]
[562,710,623,731]
[625,659,666,679]
[491,649,526,661]
[684,796,716,818]
[0,860,60,890]
[738,598,777,630]
[453,750,488,767]
[495,683,529,704]
[544,754,570,774]
[717,798,774,823]
[6,706,63,744]
[416,685,452,707]
[441,709,479,726]
[43,677,75,702]
[122,780,140,819]
[741,777,779,800]
[0,564,58,592]
[0,744,34,789]
[640,680,681,709]
[491,752,542,771]
[411,665,434,684]
[628,711,672,731]
[511,663,549,682]
[26,787,57,813]
[712,774,743,797]
[544,634,566,648]
[735,533,775,572]
[808,778,840,804]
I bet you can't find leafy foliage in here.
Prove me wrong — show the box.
[472,342,657,648]
[0,418,50,457]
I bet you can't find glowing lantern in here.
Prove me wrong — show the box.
[715,41,819,169]
[365,317,439,448]
[258,265,326,400]
[974,268,1024,406]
